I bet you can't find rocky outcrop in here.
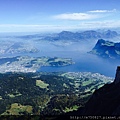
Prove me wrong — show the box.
[89,39,120,59]
[114,66,120,84]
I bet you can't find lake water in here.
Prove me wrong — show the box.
[36,51,119,78]
[2,50,118,78]
[0,36,119,78]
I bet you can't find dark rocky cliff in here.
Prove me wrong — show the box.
[80,66,120,115]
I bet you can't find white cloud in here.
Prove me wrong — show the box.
[53,13,99,20]
[0,24,52,32]
[0,24,78,32]
[78,20,120,29]
[0,20,120,33]
[53,9,117,21]
[88,9,117,13]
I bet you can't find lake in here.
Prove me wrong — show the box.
[36,51,119,78]
[0,35,119,78]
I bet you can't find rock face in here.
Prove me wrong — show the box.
[114,66,120,84]
[79,66,120,115]
[89,39,120,59]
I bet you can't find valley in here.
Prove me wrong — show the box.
[0,72,113,115]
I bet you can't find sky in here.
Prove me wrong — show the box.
[0,0,120,32]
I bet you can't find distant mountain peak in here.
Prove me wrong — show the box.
[58,31,74,36]
[59,31,73,34]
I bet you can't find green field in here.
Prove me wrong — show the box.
[36,80,49,89]
[2,103,33,115]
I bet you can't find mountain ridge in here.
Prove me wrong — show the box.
[16,30,119,41]
[43,30,119,41]
[89,39,120,59]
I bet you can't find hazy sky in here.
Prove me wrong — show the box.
[0,0,120,32]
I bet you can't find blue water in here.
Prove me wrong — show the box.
[0,33,119,78]
[1,49,118,78]
[37,51,119,78]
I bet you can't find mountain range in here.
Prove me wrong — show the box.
[16,30,119,41]
[43,30,119,41]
